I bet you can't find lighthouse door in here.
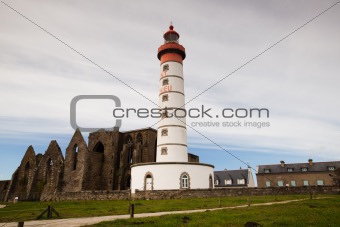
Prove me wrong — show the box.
[145,175,153,190]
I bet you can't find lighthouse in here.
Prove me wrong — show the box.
[157,24,188,162]
[130,24,214,194]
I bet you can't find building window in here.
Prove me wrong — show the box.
[265,181,271,187]
[137,133,143,145]
[225,179,232,185]
[301,167,308,172]
[180,172,190,189]
[162,79,169,86]
[264,169,270,173]
[277,180,284,187]
[237,179,245,185]
[291,181,296,187]
[128,146,133,163]
[287,168,293,172]
[163,64,169,71]
[316,180,324,186]
[24,161,30,183]
[328,166,335,171]
[161,128,168,136]
[162,94,168,102]
[94,141,104,153]
[182,175,188,188]
[303,180,309,186]
[45,158,53,184]
[161,147,167,155]
[73,145,78,171]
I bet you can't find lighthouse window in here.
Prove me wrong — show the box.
[182,175,188,188]
[180,172,190,189]
[162,79,169,86]
[161,147,167,155]
[161,129,168,136]
[162,94,168,102]
[163,64,169,71]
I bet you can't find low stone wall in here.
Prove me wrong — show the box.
[133,186,340,200]
[37,186,340,201]
[41,190,131,201]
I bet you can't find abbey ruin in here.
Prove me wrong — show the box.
[0,128,199,201]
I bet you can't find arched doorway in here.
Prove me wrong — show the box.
[209,174,213,189]
[144,172,153,191]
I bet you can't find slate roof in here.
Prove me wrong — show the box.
[257,161,340,174]
[214,169,248,187]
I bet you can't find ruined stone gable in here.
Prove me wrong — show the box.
[63,129,88,192]
[5,146,37,201]
[37,140,64,201]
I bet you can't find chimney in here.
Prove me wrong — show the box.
[280,160,285,167]
[308,159,313,166]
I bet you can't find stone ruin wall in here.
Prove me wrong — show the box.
[3,128,158,201]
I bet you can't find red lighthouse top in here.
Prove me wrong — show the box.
[163,24,180,43]
[157,24,186,63]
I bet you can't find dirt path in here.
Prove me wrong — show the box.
[0,198,312,227]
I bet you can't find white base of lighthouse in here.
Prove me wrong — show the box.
[130,162,214,193]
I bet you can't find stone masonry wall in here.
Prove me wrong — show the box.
[133,186,340,200]
[41,186,339,201]
[41,190,130,201]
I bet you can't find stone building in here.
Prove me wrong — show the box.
[3,127,200,201]
[3,128,154,201]
[214,167,255,188]
[256,159,340,188]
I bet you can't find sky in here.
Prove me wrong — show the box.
[1,0,339,181]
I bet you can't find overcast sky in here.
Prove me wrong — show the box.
[1,0,339,181]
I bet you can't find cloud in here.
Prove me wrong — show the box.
[0,0,339,179]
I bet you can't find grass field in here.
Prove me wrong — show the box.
[0,194,338,225]
[90,196,340,226]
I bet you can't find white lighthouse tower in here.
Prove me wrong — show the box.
[131,24,214,194]
[157,24,188,163]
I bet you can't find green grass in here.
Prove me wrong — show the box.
[90,196,340,226]
[0,194,333,224]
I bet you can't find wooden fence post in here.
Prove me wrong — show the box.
[130,204,135,218]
